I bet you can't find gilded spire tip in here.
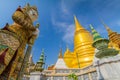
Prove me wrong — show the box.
[74,16,84,31]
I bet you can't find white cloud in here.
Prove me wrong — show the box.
[51,16,68,29]
[62,24,74,44]
[61,0,70,15]
[51,14,74,45]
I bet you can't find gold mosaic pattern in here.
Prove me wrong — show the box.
[0,30,20,50]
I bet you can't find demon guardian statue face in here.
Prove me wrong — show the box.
[24,3,38,22]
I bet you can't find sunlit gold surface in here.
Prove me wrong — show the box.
[63,16,95,68]
[64,47,75,68]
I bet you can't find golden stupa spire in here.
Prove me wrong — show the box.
[100,19,113,35]
[58,48,63,58]
[74,15,85,31]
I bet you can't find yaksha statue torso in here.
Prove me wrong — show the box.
[0,4,39,80]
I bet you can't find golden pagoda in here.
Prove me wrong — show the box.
[63,16,95,68]
[72,16,95,68]
[102,21,120,50]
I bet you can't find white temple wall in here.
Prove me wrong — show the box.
[94,54,120,80]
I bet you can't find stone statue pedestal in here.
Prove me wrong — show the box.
[94,54,120,80]
[30,72,46,80]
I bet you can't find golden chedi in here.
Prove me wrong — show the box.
[71,16,94,68]
[102,21,120,50]
[64,46,75,68]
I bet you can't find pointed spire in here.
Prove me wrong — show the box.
[74,15,85,31]
[89,24,103,42]
[58,48,63,58]
[34,49,45,72]
[66,45,70,53]
[55,48,68,69]
[100,19,113,35]
[38,49,44,63]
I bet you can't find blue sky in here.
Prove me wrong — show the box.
[0,0,120,66]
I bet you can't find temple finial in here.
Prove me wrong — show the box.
[74,15,85,31]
